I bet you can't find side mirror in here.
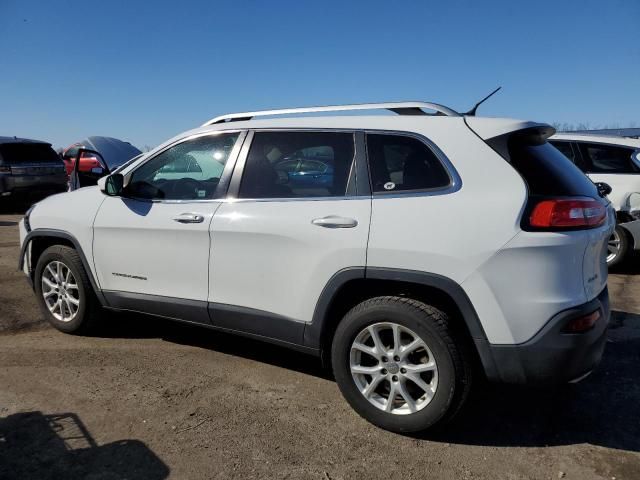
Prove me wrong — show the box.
[632,150,640,170]
[101,173,124,196]
[595,182,612,197]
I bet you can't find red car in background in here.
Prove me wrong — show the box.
[60,137,142,176]
[61,144,100,175]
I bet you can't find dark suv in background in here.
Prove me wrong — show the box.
[0,137,67,201]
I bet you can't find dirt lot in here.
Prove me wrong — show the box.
[1,203,639,480]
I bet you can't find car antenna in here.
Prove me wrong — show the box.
[463,87,502,116]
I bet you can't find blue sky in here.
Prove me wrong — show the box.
[1,0,638,149]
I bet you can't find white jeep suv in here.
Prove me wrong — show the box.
[550,133,640,266]
[19,102,614,433]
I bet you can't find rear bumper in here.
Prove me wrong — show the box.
[482,287,610,385]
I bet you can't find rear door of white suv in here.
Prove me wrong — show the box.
[208,130,371,344]
[92,131,246,322]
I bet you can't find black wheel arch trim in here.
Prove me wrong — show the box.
[19,228,107,306]
[304,266,499,378]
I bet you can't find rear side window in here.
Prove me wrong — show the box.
[579,143,638,174]
[0,143,60,165]
[238,131,355,199]
[366,134,450,193]
[508,139,598,198]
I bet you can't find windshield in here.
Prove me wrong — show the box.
[112,153,144,173]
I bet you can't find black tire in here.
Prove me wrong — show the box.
[34,245,102,334]
[607,225,629,268]
[331,296,472,433]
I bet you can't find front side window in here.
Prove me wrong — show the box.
[366,134,451,193]
[126,133,240,200]
[579,143,638,174]
[238,131,355,198]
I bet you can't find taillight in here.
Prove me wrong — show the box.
[562,309,601,333]
[0,165,11,174]
[529,197,606,229]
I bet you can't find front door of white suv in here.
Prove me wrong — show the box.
[208,130,370,342]
[92,131,245,320]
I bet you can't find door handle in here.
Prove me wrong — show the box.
[173,213,205,224]
[311,216,358,228]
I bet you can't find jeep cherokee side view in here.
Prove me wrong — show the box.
[19,102,614,433]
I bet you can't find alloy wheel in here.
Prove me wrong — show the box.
[607,230,621,264]
[41,260,80,322]
[349,322,438,415]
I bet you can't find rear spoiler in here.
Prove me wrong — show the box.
[465,117,555,161]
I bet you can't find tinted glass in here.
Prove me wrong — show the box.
[366,134,450,193]
[508,140,598,197]
[550,141,576,162]
[126,133,239,200]
[580,143,638,174]
[62,145,80,160]
[0,143,61,165]
[238,131,355,198]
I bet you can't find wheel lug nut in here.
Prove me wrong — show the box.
[382,356,388,362]
[381,369,387,375]
[392,375,398,382]
[394,356,400,362]
[400,368,406,374]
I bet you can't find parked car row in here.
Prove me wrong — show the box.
[549,134,640,266]
[0,136,141,202]
[18,101,615,433]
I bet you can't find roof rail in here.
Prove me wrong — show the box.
[201,101,461,126]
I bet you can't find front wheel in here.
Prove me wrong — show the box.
[331,296,472,433]
[607,225,629,267]
[34,245,102,334]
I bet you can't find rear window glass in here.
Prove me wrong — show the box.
[0,143,61,164]
[508,140,598,197]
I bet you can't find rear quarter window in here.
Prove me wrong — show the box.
[366,134,451,193]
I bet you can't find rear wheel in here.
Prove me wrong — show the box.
[331,296,472,433]
[34,245,102,334]
[607,225,629,267]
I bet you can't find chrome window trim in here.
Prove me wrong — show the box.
[223,127,461,202]
[119,130,248,204]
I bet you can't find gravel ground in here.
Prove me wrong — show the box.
[1,204,639,480]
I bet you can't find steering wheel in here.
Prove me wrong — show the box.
[168,178,203,199]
